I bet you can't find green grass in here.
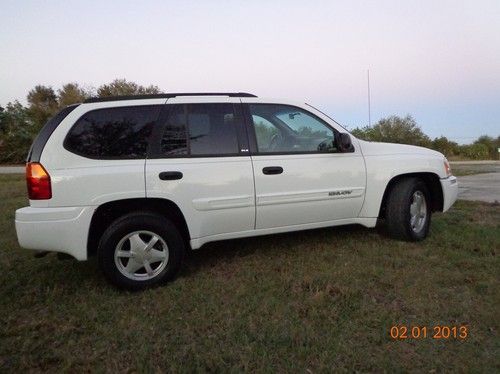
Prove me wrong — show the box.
[0,175,499,372]
[453,169,486,176]
[451,163,499,176]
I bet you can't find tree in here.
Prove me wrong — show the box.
[351,115,431,147]
[473,135,499,160]
[57,83,91,108]
[26,85,58,129]
[431,136,459,157]
[0,106,5,134]
[97,79,160,97]
[0,101,34,163]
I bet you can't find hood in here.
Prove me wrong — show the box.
[355,139,444,158]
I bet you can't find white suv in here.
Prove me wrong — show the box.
[15,92,458,289]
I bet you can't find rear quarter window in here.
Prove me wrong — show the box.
[27,104,79,162]
[64,105,161,159]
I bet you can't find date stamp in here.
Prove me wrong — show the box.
[390,325,468,340]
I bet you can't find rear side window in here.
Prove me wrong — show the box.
[64,105,161,159]
[28,104,79,162]
[159,104,240,156]
[161,105,188,156]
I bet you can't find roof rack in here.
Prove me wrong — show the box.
[83,92,257,103]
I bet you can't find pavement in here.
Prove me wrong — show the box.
[1,162,499,203]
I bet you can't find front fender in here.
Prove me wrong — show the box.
[359,153,445,218]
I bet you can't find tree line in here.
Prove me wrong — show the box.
[0,79,159,163]
[0,80,498,163]
[350,115,499,160]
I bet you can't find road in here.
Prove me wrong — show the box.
[1,163,498,203]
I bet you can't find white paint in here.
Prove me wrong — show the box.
[15,96,458,260]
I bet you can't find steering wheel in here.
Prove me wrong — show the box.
[317,138,332,152]
[269,133,281,151]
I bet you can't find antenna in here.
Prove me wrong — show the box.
[367,69,371,126]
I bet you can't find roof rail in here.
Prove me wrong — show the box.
[83,92,257,103]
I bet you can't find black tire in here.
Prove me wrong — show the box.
[385,177,431,241]
[97,211,185,290]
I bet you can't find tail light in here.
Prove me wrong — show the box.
[26,162,52,199]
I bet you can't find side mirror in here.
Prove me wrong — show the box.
[338,133,354,152]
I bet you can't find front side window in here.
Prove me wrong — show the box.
[252,115,277,151]
[160,104,240,156]
[249,104,337,153]
[64,105,160,159]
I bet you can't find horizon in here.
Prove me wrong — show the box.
[1,0,499,143]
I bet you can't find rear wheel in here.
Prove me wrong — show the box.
[385,177,431,241]
[98,212,184,290]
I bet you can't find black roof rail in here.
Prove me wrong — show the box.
[83,92,257,103]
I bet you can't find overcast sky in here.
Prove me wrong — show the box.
[1,0,499,142]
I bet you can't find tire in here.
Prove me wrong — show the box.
[385,177,431,241]
[97,211,185,290]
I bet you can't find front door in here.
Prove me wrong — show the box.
[243,102,366,229]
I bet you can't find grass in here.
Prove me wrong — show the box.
[0,174,499,372]
[453,167,497,177]
[451,163,499,176]
[453,169,487,176]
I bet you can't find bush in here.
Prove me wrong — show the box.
[473,135,500,160]
[458,143,489,160]
[0,102,35,163]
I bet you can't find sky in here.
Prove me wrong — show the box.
[1,0,499,142]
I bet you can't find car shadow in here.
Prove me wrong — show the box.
[180,224,375,278]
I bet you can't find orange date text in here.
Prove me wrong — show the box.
[389,325,468,340]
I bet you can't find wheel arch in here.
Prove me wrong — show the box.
[87,198,191,258]
[378,172,444,218]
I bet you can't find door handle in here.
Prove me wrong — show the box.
[159,171,183,180]
[262,166,283,175]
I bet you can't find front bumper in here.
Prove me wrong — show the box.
[440,176,458,212]
[15,206,95,260]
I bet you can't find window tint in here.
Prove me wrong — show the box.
[28,104,79,162]
[160,104,240,156]
[161,105,188,156]
[249,104,337,153]
[64,105,160,159]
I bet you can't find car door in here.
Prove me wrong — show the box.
[242,101,366,229]
[145,97,255,240]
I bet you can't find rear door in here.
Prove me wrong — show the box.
[145,97,255,240]
[242,101,366,229]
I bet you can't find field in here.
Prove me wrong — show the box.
[0,174,499,372]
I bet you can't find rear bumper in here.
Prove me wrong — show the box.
[15,206,94,260]
[440,176,458,212]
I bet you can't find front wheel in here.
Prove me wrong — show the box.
[98,212,185,290]
[385,177,431,241]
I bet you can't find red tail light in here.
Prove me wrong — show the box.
[26,162,52,200]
